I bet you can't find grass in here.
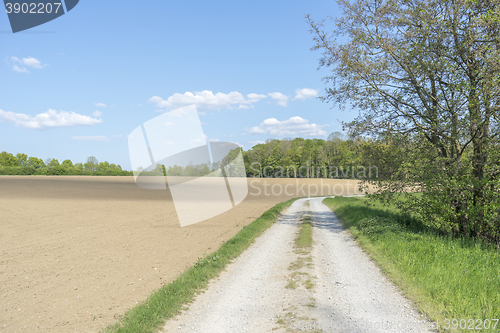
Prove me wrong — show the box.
[286,279,299,289]
[323,196,500,332]
[286,211,316,292]
[304,278,314,290]
[295,215,312,249]
[102,198,298,333]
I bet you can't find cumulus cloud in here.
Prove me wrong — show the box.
[71,135,109,142]
[10,56,45,73]
[249,116,327,137]
[95,103,107,108]
[247,93,267,103]
[150,90,267,111]
[293,88,318,100]
[92,110,102,117]
[12,65,29,73]
[0,109,102,130]
[268,92,289,107]
[21,57,43,68]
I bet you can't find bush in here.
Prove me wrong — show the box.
[47,166,68,175]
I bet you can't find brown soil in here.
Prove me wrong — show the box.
[0,176,366,333]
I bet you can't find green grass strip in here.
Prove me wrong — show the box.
[323,196,500,332]
[296,215,312,249]
[102,198,298,333]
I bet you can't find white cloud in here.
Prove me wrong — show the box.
[268,92,289,107]
[95,103,107,108]
[92,110,102,117]
[12,65,29,73]
[248,116,327,137]
[293,88,318,100]
[164,121,175,127]
[71,135,110,142]
[11,56,44,68]
[21,57,43,68]
[150,90,266,111]
[246,93,267,103]
[0,109,102,130]
[10,56,45,73]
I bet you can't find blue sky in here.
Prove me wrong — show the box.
[0,0,357,170]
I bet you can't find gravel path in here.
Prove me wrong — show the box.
[161,197,433,333]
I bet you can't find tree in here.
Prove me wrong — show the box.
[84,156,99,173]
[0,152,19,166]
[153,163,166,176]
[221,148,246,177]
[16,153,28,166]
[27,157,45,169]
[97,161,110,173]
[308,0,500,242]
[166,165,182,176]
[327,132,346,142]
[61,159,74,169]
[47,159,60,167]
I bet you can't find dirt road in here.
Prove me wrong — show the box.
[162,197,432,333]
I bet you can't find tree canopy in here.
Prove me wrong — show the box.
[308,0,500,243]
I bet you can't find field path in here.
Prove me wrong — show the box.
[161,197,432,333]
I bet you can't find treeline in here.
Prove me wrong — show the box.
[139,147,245,177]
[131,132,401,179]
[0,152,132,176]
[0,132,438,180]
[241,132,397,180]
[133,132,401,179]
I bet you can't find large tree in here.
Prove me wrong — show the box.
[84,156,99,173]
[308,0,500,242]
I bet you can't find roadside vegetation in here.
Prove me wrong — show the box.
[323,196,500,331]
[102,198,297,333]
[308,0,500,246]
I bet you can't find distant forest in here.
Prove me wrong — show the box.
[0,132,405,178]
[0,152,132,176]
[147,132,404,180]
[242,133,389,179]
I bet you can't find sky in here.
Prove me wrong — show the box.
[0,0,358,170]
